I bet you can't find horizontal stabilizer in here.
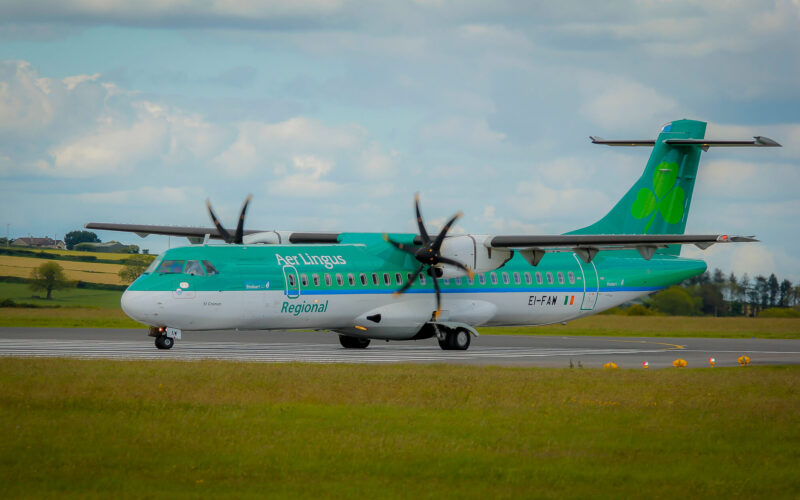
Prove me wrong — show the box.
[591,136,781,151]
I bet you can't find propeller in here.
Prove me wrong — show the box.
[383,193,474,320]
[206,194,252,244]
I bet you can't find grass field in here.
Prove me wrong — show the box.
[0,358,797,498]
[0,282,124,309]
[0,254,124,284]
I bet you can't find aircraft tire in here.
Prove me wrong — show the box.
[438,328,471,351]
[155,335,174,350]
[339,335,370,349]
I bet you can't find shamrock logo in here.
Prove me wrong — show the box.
[631,161,685,233]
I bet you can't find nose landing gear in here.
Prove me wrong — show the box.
[148,326,180,350]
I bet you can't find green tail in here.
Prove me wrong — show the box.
[569,119,707,255]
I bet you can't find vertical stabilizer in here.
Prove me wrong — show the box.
[569,119,707,254]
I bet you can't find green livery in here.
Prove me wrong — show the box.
[105,119,780,351]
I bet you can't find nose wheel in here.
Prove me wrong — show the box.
[155,335,174,350]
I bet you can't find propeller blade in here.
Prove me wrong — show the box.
[383,234,418,256]
[432,211,462,251]
[233,194,252,244]
[437,256,475,279]
[206,199,232,243]
[430,268,442,320]
[393,263,425,296]
[414,193,430,243]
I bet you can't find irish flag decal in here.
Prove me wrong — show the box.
[563,295,575,306]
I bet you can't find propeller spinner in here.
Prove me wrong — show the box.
[206,195,252,244]
[383,194,474,320]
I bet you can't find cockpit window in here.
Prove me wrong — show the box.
[156,260,185,274]
[143,257,161,275]
[202,260,218,275]
[185,260,205,276]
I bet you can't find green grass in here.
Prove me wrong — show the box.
[0,282,124,309]
[483,315,800,339]
[0,359,798,498]
[0,307,145,328]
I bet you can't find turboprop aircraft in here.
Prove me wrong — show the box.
[87,119,780,351]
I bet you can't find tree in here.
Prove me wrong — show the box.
[29,262,72,299]
[768,274,779,307]
[118,255,155,284]
[648,286,702,316]
[778,280,792,308]
[64,230,100,250]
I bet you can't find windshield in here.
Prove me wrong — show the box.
[156,260,185,274]
[143,256,161,275]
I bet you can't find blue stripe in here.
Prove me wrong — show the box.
[296,286,663,296]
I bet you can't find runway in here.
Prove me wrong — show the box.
[1,328,799,368]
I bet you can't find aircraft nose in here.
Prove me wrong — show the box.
[121,289,156,324]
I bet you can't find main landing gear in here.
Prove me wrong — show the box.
[149,326,179,350]
[339,335,371,349]
[437,327,470,351]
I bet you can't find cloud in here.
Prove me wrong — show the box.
[580,77,679,130]
[419,116,506,148]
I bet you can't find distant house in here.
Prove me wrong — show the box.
[11,237,66,250]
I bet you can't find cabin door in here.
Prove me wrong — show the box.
[573,254,599,310]
[282,265,301,299]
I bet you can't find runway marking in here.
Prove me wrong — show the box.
[590,338,686,350]
[0,339,674,364]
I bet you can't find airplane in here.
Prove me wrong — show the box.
[86,119,781,351]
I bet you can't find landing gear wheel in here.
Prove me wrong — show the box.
[155,335,174,350]
[339,335,370,349]
[438,327,470,351]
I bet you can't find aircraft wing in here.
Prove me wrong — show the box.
[482,234,757,264]
[84,222,340,244]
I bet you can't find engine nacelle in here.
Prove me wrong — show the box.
[242,231,294,244]
[438,235,512,278]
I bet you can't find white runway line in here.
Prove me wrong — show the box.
[0,339,671,364]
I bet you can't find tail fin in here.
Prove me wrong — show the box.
[570,119,707,242]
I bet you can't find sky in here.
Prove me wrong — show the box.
[1,0,798,281]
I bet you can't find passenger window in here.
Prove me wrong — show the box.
[288,274,296,287]
[467,277,474,285]
[557,272,564,284]
[156,260,185,274]
[407,273,413,283]
[395,273,402,285]
[324,274,332,286]
[546,272,554,284]
[313,274,320,286]
[360,273,367,286]
[301,274,309,287]
[490,273,498,285]
[419,274,426,286]
[372,273,379,286]
[383,273,391,286]
[524,272,532,285]
[185,260,205,276]
[336,274,344,286]
[568,272,575,284]
[202,260,218,275]
[443,278,450,285]
[455,277,462,285]
[502,272,510,285]
[536,272,543,285]
[478,274,486,285]
[349,273,357,286]
[513,272,521,284]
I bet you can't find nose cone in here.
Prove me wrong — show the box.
[121,289,156,325]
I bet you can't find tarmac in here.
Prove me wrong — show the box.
[1,327,798,368]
